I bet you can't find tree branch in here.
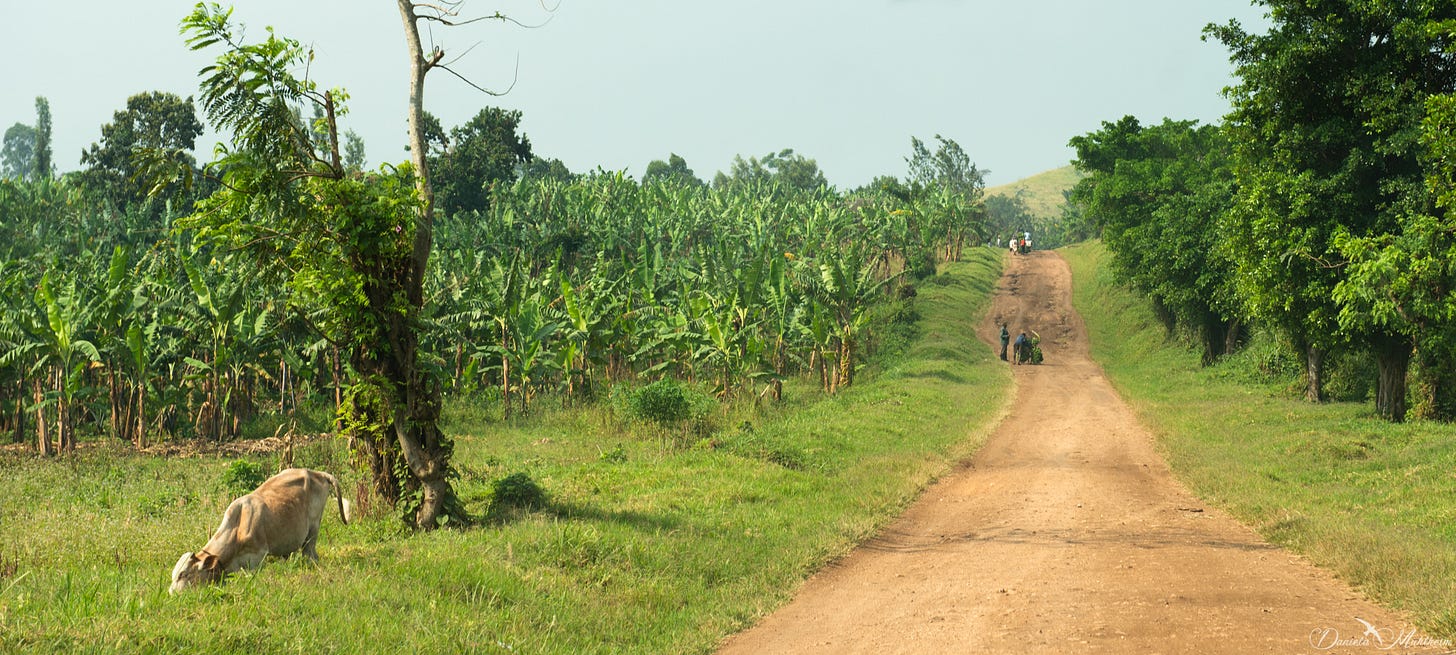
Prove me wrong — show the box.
[435,55,519,96]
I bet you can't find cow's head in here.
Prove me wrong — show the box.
[169,551,223,594]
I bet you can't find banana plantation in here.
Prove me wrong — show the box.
[0,169,982,455]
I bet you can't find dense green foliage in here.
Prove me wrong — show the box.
[623,379,712,427]
[0,122,38,182]
[642,153,704,187]
[1212,0,1456,420]
[430,107,535,217]
[1332,57,1456,422]
[0,253,1009,654]
[78,91,205,214]
[0,162,983,459]
[1,98,52,183]
[1070,117,1237,364]
[177,3,467,527]
[1069,1,1456,421]
[220,458,267,494]
[0,8,991,533]
[428,172,972,406]
[712,148,829,194]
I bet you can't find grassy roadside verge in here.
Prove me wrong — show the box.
[0,249,1009,654]
[1061,240,1456,637]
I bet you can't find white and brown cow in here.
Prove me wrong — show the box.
[170,468,350,593]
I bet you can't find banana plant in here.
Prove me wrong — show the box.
[91,246,153,448]
[557,267,622,398]
[684,290,744,397]
[181,252,276,440]
[493,287,562,417]
[758,253,802,401]
[0,268,102,453]
[813,243,901,391]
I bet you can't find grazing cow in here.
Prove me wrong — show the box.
[170,468,350,594]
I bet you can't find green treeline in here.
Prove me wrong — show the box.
[0,154,985,446]
[0,88,990,470]
[1069,1,1456,422]
[0,5,997,528]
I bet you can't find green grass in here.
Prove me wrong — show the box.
[0,248,1010,654]
[1062,240,1456,638]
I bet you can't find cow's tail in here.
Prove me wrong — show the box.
[325,472,351,525]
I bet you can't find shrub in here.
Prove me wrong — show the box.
[908,248,938,281]
[491,472,546,510]
[221,459,266,494]
[1324,348,1375,403]
[625,379,713,427]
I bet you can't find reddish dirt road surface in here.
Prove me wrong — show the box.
[717,251,1447,654]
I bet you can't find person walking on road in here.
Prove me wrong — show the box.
[999,323,1010,361]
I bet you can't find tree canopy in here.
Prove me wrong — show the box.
[179,2,465,528]
[1208,0,1456,419]
[78,91,204,211]
[1070,117,1239,363]
[431,107,533,217]
[714,148,829,194]
[907,134,984,202]
[1,98,54,183]
[643,153,702,187]
[1,123,37,182]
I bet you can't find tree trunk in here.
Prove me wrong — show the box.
[375,308,456,528]
[1372,332,1412,423]
[1198,310,1224,367]
[34,380,51,457]
[13,382,25,445]
[1303,343,1326,403]
[56,370,73,453]
[279,359,290,413]
[109,370,121,441]
[332,345,343,431]
[772,338,785,402]
[1196,315,1242,365]
[1222,317,1242,358]
[501,323,512,420]
[135,384,147,450]
[384,0,460,530]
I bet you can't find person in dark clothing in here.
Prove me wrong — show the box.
[999,323,1010,361]
[1013,332,1029,365]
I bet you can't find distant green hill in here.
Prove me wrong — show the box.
[983,166,1084,222]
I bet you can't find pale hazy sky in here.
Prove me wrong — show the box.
[1,1,1269,187]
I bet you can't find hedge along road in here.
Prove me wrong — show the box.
[717,250,1444,654]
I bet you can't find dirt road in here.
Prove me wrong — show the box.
[718,251,1443,654]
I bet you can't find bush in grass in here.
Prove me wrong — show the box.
[485,472,547,522]
[908,248,938,281]
[221,459,266,494]
[492,472,545,507]
[599,444,628,463]
[622,379,714,428]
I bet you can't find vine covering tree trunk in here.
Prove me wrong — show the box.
[179,3,464,529]
[385,0,463,528]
